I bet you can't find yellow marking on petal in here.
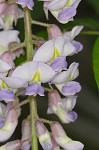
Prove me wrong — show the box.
[69,73,73,81]
[31,71,41,83]
[66,0,71,7]
[1,81,9,89]
[51,47,60,62]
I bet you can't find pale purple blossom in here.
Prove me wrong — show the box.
[43,0,82,24]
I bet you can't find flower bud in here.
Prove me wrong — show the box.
[47,24,62,39]
[7,97,21,117]
[35,120,52,150]
[47,90,62,114]
[1,51,14,67]
[21,119,31,150]
[51,122,84,150]
[0,108,18,142]
[51,135,60,150]
[0,140,21,150]
[47,90,77,123]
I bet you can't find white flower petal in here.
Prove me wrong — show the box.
[71,25,84,39]
[2,77,28,89]
[38,62,56,83]
[11,61,38,81]
[0,59,11,73]
[47,0,68,11]
[33,39,55,63]
[0,30,20,48]
[52,71,69,84]
[55,37,66,55]
[61,41,76,56]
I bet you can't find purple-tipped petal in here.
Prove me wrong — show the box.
[58,7,76,21]
[0,89,14,102]
[51,57,67,72]
[38,84,45,96]
[62,81,81,96]
[72,40,83,52]
[67,111,78,122]
[25,83,44,96]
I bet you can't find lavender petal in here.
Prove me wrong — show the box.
[0,89,14,102]
[51,57,67,72]
[62,81,81,96]
[58,7,76,21]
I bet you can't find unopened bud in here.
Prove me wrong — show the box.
[0,140,21,150]
[0,108,18,142]
[51,122,84,150]
[47,24,62,39]
[21,119,31,150]
[51,135,60,150]
[1,51,14,67]
[35,120,52,150]
[47,90,62,114]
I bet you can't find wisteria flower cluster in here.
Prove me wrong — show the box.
[0,0,84,149]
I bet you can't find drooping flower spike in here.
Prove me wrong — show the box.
[42,0,82,24]
[16,0,34,10]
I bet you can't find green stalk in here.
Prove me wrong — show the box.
[81,31,99,36]
[24,7,33,61]
[30,96,38,150]
[24,7,38,150]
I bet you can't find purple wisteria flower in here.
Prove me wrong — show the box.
[42,0,82,24]
[26,83,45,96]
[3,61,55,96]
[16,0,34,10]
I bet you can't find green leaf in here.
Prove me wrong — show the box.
[93,37,99,89]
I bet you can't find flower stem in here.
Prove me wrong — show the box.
[24,7,33,61]
[32,20,52,28]
[39,118,53,125]
[24,7,38,150]
[81,31,99,35]
[30,96,38,150]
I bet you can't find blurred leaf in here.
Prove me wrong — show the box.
[86,0,99,14]
[61,18,99,30]
[36,30,48,40]
[32,1,45,20]
[93,37,99,89]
